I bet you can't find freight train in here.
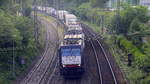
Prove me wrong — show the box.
[36,6,85,77]
[58,11,85,77]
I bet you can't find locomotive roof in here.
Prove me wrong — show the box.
[61,39,83,46]
[67,27,82,31]
[68,24,80,27]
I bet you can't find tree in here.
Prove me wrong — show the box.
[21,0,32,17]
[0,10,22,72]
[132,0,140,5]
[14,16,34,46]
[90,0,109,8]
[0,10,22,48]
[0,0,11,9]
[111,5,149,35]
[129,18,141,33]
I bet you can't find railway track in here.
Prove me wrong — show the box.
[39,48,58,84]
[20,27,50,84]
[46,59,59,84]
[20,16,59,84]
[83,25,118,84]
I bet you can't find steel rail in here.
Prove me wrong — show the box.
[90,41,103,84]
[96,39,118,84]
[83,28,103,84]
[87,28,118,84]
[21,16,59,84]
[46,59,59,84]
[39,15,60,84]
[39,47,58,84]
[20,29,50,84]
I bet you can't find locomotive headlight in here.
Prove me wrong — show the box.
[63,65,65,67]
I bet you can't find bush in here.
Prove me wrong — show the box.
[140,75,150,84]
[0,10,22,48]
[117,36,147,68]
[110,5,150,35]
[0,9,36,83]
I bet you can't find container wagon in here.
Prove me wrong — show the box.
[64,14,78,26]
[57,10,69,22]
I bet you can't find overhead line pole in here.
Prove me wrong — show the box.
[117,0,120,15]
[33,0,38,47]
[116,0,120,34]
[56,0,59,19]
[12,36,16,78]
[45,0,47,13]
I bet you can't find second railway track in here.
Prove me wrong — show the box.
[83,25,118,84]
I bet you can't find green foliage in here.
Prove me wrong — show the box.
[142,43,150,55]
[22,0,32,17]
[15,16,34,46]
[140,75,150,84]
[122,6,150,47]
[0,1,35,82]
[0,75,9,84]
[90,0,109,8]
[51,0,90,9]
[64,0,89,5]
[129,18,141,33]
[78,2,91,9]
[62,0,108,9]
[117,36,149,68]
[0,0,11,10]
[135,6,149,23]
[0,0,42,84]
[110,15,123,34]
[0,10,22,48]
[0,0,33,16]
[141,42,150,66]
[73,2,115,30]
[111,5,149,35]
[128,68,144,84]
[0,9,35,63]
